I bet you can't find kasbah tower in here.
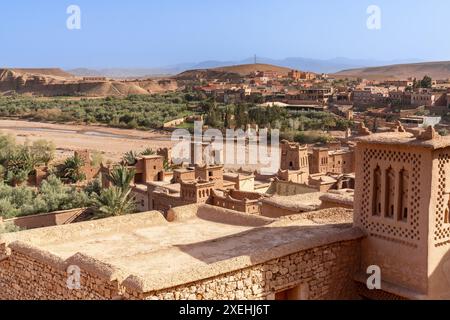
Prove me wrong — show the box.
[354,126,450,299]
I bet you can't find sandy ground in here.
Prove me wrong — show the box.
[0,119,281,171]
[0,119,175,162]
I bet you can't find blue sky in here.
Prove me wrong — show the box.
[0,0,449,68]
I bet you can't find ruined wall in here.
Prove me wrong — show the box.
[269,180,317,196]
[75,150,101,181]
[132,188,149,212]
[277,170,309,185]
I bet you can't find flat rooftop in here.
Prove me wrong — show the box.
[320,189,354,207]
[356,131,450,150]
[146,181,181,193]
[0,205,362,293]
[262,193,324,212]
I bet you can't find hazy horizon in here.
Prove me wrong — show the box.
[1,0,450,69]
[64,56,425,70]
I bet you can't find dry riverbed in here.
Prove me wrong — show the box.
[0,119,175,162]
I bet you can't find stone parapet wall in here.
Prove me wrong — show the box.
[0,238,360,300]
[0,243,122,300]
[123,239,360,300]
[2,208,91,230]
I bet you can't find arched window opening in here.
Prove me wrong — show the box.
[385,167,395,219]
[398,169,409,222]
[372,166,382,216]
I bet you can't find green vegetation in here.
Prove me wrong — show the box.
[29,140,56,166]
[0,175,92,219]
[414,110,430,117]
[140,148,156,156]
[0,93,352,145]
[121,148,157,166]
[413,75,433,89]
[203,102,353,136]
[122,150,140,166]
[90,151,104,167]
[93,166,136,218]
[0,134,140,221]
[0,222,22,234]
[280,131,332,144]
[163,159,172,172]
[0,93,197,129]
[106,165,135,192]
[93,187,136,219]
[61,154,86,183]
[0,135,56,186]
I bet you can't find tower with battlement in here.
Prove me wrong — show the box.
[280,140,309,173]
[354,127,450,299]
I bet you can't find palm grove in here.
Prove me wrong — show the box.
[0,92,355,232]
[0,134,140,227]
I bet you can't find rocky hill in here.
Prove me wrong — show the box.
[335,61,450,80]
[174,63,298,81]
[0,68,177,97]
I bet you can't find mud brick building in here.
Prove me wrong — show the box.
[3,127,450,300]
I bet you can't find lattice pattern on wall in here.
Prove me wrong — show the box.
[355,282,408,300]
[361,148,421,244]
[434,153,450,247]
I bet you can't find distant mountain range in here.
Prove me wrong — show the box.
[68,57,422,78]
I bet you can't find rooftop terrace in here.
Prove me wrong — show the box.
[0,204,363,293]
[356,131,450,150]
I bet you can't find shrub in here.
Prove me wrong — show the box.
[93,187,136,219]
[0,222,22,234]
[31,140,56,165]
[90,151,104,167]
[85,178,102,196]
[0,176,92,219]
[61,154,86,183]
[0,134,57,186]
[294,132,332,144]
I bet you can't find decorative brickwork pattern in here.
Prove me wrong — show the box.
[355,282,407,300]
[434,152,450,247]
[361,148,421,245]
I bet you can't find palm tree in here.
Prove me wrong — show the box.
[122,150,139,166]
[4,147,37,186]
[62,154,86,183]
[163,159,172,172]
[140,148,156,156]
[107,165,135,192]
[93,187,136,219]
